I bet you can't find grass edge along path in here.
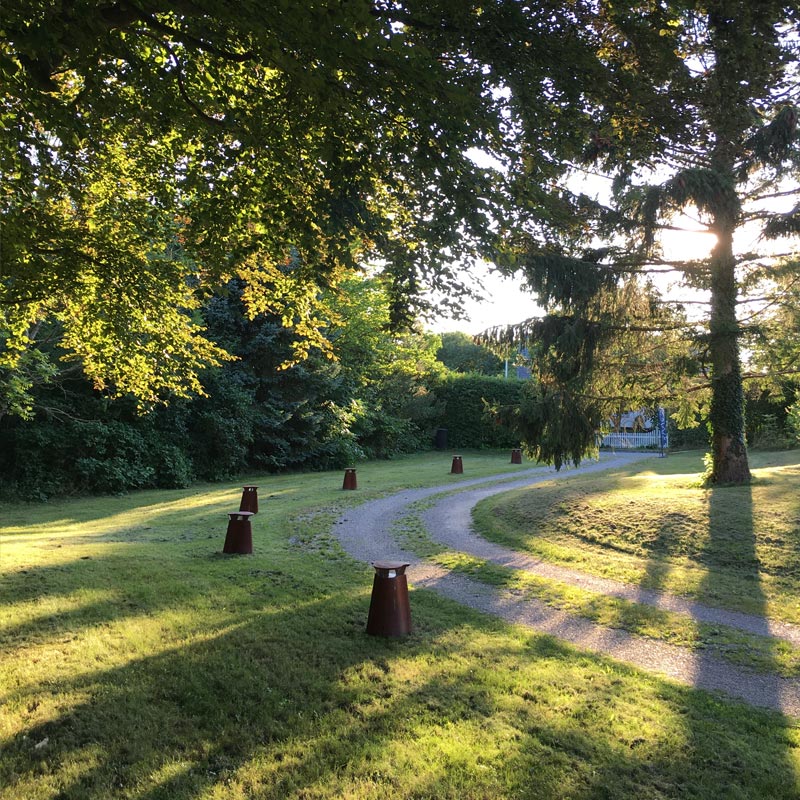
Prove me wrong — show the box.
[472,451,800,626]
[392,505,800,679]
[415,453,800,675]
[333,451,800,716]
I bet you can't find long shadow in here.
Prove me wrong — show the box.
[4,581,798,800]
[575,461,799,797]
[697,479,782,686]
[3,479,799,798]
[636,479,795,792]
[0,546,325,656]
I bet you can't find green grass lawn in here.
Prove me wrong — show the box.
[473,450,800,624]
[2,450,799,799]
[389,450,800,678]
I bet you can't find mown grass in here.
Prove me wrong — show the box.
[2,450,799,799]
[393,493,800,678]
[473,450,800,625]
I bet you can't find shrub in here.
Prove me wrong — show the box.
[0,420,164,498]
[152,445,194,488]
[667,416,710,450]
[749,413,797,451]
[430,374,525,449]
[788,402,800,444]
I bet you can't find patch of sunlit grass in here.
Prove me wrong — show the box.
[473,451,800,624]
[1,451,799,799]
[432,551,800,676]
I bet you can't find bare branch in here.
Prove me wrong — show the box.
[131,5,256,63]
[747,186,800,202]
[655,298,711,305]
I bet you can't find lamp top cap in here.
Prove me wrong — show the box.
[372,560,410,571]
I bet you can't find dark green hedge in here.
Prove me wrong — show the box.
[430,374,526,449]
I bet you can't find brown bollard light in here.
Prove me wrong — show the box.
[511,448,522,464]
[450,455,463,474]
[223,511,254,555]
[239,485,259,514]
[366,561,412,637]
[342,468,358,490]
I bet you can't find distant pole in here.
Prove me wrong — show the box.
[657,407,668,457]
[504,358,509,380]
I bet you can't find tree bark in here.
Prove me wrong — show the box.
[708,216,751,485]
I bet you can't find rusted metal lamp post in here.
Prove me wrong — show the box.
[223,511,254,555]
[366,561,412,637]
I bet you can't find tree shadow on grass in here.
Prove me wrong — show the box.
[3,570,799,800]
[686,483,797,793]
[628,479,798,796]
[700,479,777,670]
[3,471,799,800]
[0,546,335,657]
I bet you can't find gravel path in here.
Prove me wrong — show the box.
[333,453,800,717]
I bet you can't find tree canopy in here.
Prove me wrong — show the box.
[1,0,593,414]
[481,1,800,483]
[435,331,503,375]
[5,2,798,485]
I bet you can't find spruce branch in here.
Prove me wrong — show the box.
[747,186,800,202]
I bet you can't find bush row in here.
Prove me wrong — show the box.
[0,371,525,500]
[430,375,524,449]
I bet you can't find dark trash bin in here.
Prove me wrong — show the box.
[434,428,448,450]
[450,455,463,474]
[366,561,412,637]
[511,448,522,464]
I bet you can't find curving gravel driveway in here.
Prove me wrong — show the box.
[333,452,800,717]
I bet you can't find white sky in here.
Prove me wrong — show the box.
[428,149,795,336]
[428,263,542,334]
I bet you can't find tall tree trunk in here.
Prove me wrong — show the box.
[708,216,751,485]
[703,5,756,485]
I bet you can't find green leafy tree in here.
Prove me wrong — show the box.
[0,272,453,497]
[483,1,800,483]
[436,331,503,375]
[1,1,592,413]
[325,276,446,455]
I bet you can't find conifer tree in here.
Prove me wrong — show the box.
[483,1,800,484]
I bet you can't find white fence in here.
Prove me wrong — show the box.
[600,431,665,449]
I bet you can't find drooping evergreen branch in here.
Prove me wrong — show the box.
[480,316,698,346]
[742,105,799,173]
[738,281,800,325]
[763,204,800,238]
